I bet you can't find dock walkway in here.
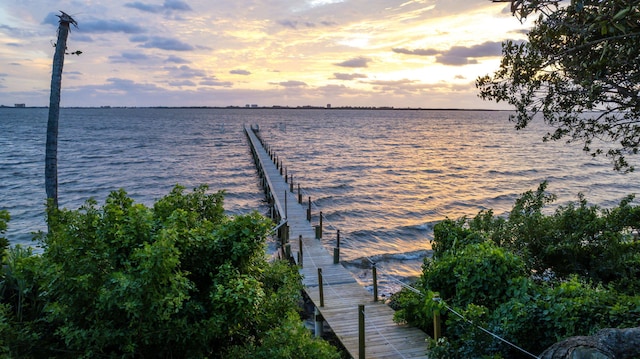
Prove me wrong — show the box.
[244,125,430,359]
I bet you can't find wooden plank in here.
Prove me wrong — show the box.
[244,126,430,359]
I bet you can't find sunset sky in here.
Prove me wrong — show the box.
[0,0,530,108]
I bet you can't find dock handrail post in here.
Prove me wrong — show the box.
[284,190,288,219]
[433,293,442,343]
[319,211,323,239]
[285,222,289,243]
[290,174,294,192]
[285,243,291,259]
[285,167,287,182]
[372,262,378,302]
[318,268,324,307]
[307,197,311,221]
[314,307,323,338]
[359,305,365,359]
[333,247,339,264]
[337,229,340,248]
[298,184,302,203]
[298,235,303,267]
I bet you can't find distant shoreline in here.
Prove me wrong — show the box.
[0,105,504,111]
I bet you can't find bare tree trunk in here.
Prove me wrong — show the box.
[45,12,76,210]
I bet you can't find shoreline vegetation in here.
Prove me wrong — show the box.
[2,171,640,357]
[0,185,344,358]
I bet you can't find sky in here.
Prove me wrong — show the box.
[0,0,530,108]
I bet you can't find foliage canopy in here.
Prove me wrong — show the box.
[393,183,640,358]
[0,185,340,358]
[478,0,640,171]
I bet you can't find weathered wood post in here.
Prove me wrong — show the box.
[359,304,365,359]
[372,262,378,302]
[298,184,302,203]
[284,222,289,243]
[333,229,340,264]
[284,167,287,182]
[318,268,324,307]
[314,307,323,338]
[284,190,288,219]
[290,174,294,192]
[298,235,303,267]
[433,292,442,343]
[307,197,311,221]
[315,211,323,239]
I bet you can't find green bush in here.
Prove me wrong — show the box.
[0,185,340,358]
[394,183,640,358]
[423,241,527,310]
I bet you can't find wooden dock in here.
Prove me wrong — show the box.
[244,125,430,359]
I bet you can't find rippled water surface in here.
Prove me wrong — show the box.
[2,108,640,295]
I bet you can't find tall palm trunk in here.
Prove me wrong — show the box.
[45,11,76,210]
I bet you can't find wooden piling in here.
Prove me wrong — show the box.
[315,307,323,338]
[318,268,324,307]
[372,263,378,302]
[359,305,365,359]
[299,235,303,267]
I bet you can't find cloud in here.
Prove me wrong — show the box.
[446,41,504,58]
[436,55,478,66]
[109,52,151,63]
[334,57,371,68]
[104,77,164,93]
[392,48,439,56]
[131,36,195,51]
[200,79,233,87]
[163,0,192,11]
[43,13,144,34]
[332,73,368,81]
[270,80,307,88]
[165,55,190,64]
[394,41,507,66]
[125,0,192,13]
[0,24,39,39]
[277,19,335,29]
[124,2,161,13]
[165,65,206,78]
[230,69,251,75]
[81,19,145,34]
[168,79,196,87]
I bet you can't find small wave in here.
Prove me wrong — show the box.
[342,249,432,269]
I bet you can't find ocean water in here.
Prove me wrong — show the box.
[2,107,640,295]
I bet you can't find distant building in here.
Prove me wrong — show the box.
[14,103,26,108]
[251,104,258,108]
[326,104,332,108]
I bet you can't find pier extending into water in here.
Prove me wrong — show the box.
[244,125,430,359]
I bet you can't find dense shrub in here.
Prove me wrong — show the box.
[394,183,640,358]
[0,185,340,358]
